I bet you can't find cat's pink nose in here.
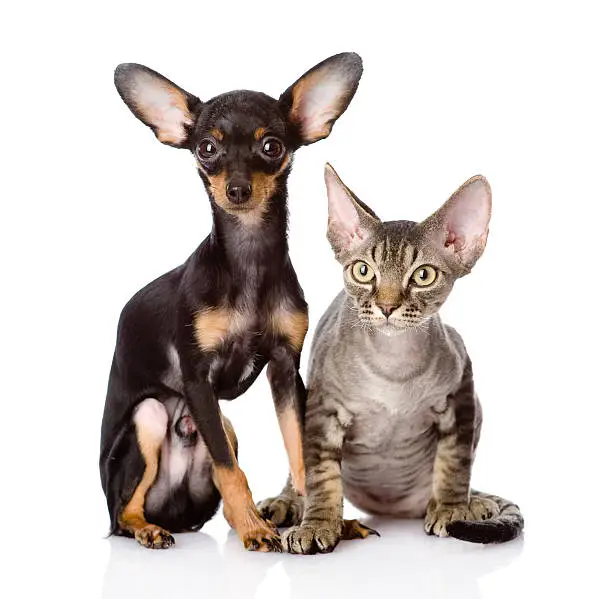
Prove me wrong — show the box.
[377,303,399,318]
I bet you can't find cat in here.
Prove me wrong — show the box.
[259,164,524,554]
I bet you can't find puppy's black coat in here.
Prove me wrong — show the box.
[100,53,363,550]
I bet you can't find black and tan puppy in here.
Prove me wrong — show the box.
[99,53,363,551]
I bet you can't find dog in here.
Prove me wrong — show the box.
[99,53,363,551]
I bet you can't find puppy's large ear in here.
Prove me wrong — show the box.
[416,176,492,272]
[280,53,363,145]
[114,64,200,147]
[325,163,380,258]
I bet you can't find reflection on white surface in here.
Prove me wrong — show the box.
[103,517,524,599]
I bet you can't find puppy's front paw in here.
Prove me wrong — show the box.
[241,521,282,553]
[257,494,304,528]
[282,523,341,555]
[135,525,175,549]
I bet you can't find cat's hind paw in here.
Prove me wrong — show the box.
[467,494,500,521]
[257,494,304,528]
[424,495,500,537]
[342,519,380,540]
[425,500,471,537]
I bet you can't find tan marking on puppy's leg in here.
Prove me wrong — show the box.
[119,399,175,549]
[278,407,305,495]
[270,309,309,352]
[222,415,238,456]
[215,415,239,527]
[213,460,281,552]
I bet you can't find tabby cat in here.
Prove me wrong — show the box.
[258,164,524,554]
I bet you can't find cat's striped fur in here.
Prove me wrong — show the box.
[259,166,523,554]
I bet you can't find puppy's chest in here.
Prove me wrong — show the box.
[192,298,306,381]
[194,306,262,367]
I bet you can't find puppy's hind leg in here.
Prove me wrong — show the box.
[119,398,175,549]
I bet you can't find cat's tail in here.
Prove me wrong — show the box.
[446,490,524,544]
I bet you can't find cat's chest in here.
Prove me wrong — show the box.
[341,322,464,404]
[339,347,455,412]
[343,377,446,448]
[334,336,462,445]
[346,398,435,449]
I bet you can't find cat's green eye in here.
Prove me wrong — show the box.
[352,261,375,284]
[412,265,437,287]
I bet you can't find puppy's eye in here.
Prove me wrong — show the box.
[412,265,437,287]
[352,261,375,283]
[197,139,218,160]
[262,137,284,159]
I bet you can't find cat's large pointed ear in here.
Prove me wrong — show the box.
[279,53,363,146]
[325,163,380,258]
[114,64,200,147]
[417,175,492,271]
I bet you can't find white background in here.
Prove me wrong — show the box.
[2,1,611,597]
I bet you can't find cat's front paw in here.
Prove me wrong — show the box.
[424,500,472,537]
[282,523,341,555]
[257,494,304,528]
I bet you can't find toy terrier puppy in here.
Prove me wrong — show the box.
[99,53,363,551]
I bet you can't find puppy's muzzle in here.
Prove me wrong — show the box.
[226,178,252,205]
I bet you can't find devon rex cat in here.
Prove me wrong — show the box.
[259,165,524,554]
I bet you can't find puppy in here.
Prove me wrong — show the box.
[99,53,363,551]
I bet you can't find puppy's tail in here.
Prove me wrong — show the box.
[446,490,524,544]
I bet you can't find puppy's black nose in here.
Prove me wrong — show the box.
[226,181,252,204]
